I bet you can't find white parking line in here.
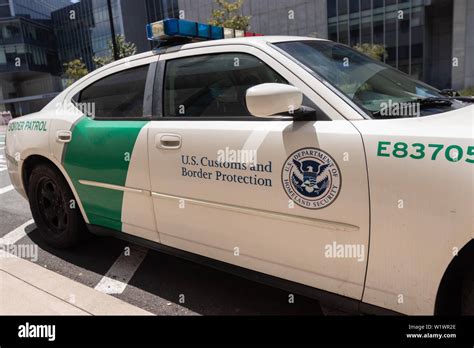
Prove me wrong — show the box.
[0,185,13,195]
[0,219,35,245]
[0,168,7,172]
[94,246,148,294]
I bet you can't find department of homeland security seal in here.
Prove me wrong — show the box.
[282,148,341,209]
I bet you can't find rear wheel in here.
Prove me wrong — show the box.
[28,164,86,248]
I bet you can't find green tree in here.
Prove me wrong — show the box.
[354,43,388,61]
[459,86,474,96]
[63,58,88,86]
[208,0,251,31]
[93,35,137,68]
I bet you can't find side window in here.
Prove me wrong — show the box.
[79,64,149,119]
[163,53,288,117]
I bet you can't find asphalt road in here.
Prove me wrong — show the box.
[0,125,351,316]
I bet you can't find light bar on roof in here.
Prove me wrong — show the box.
[235,29,245,38]
[223,27,235,39]
[197,23,211,39]
[147,18,198,39]
[146,18,263,43]
[210,25,224,39]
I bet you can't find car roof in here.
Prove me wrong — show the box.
[109,36,326,68]
[176,35,326,49]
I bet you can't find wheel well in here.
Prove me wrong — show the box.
[435,239,474,315]
[22,155,61,198]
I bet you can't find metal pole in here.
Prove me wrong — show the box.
[107,0,119,61]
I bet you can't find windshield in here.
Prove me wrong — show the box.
[275,40,461,118]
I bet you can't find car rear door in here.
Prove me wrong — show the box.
[55,59,159,241]
[147,44,370,300]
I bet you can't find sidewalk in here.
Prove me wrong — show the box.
[0,250,153,315]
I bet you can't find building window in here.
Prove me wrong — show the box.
[361,0,372,11]
[338,0,348,16]
[328,0,337,18]
[349,0,360,13]
[373,0,384,8]
[0,4,11,17]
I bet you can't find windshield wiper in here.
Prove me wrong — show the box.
[440,89,474,103]
[440,89,460,98]
[452,96,474,103]
[414,97,453,108]
[371,97,453,119]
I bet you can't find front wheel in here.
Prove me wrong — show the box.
[28,164,86,248]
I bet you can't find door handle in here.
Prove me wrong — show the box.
[56,130,72,143]
[156,133,182,150]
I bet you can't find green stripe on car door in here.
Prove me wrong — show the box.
[63,117,149,231]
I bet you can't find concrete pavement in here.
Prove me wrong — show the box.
[0,250,153,315]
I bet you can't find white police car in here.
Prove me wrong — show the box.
[5,19,474,315]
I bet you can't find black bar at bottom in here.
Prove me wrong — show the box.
[0,316,474,345]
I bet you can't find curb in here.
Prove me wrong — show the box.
[0,250,153,316]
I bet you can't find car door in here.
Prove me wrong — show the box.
[148,44,370,300]
[56,60,158,241]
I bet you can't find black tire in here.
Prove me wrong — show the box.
[28,164,86,248]
[461,268,474,315]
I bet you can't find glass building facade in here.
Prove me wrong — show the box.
[0,0,69,74]
[0,0,71,20]
[51,0,179,72]
[1,0,178,116]
[328,0,426,81]
[51,0,124,72]
[10,0,71,21]
[0,0,11,18]
[0,18,60,74]
[146,0,180,22]
[1,0,181,77]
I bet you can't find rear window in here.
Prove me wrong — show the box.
[79,65,149,119]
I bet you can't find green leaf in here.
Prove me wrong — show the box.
[92,35,137,69]
[63,58,88,86]
[208,0,251,31]
[353,43,388,61]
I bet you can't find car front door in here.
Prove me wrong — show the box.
[148,45,370,300]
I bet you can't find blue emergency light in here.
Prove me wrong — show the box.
[210,25,224,40]
[147,18,223,41]
[146,18,262,44]
[197,23,211,39]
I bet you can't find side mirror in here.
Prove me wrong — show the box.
[246,83,303,118]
